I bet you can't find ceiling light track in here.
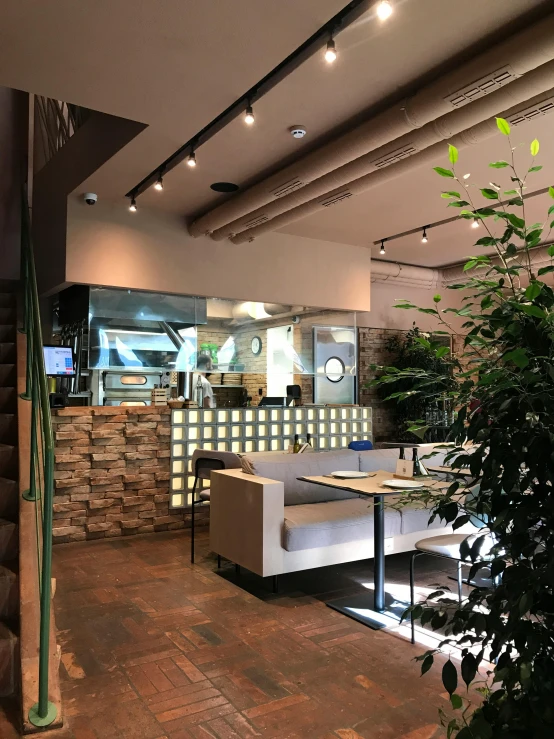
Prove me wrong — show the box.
[125,0,384,205]
[374,184,552,249]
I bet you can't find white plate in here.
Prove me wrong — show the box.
[331,471,369,479]
[382,479,425,490]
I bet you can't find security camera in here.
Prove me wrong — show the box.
[291,315,300,324]
[83,193,97,205]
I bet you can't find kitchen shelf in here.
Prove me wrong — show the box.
[211,385,245,388]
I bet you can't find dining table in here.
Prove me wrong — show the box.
[297,469,447,630]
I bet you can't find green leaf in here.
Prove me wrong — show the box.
[530,138,540,156]
[450,694,463,710]
[538,265,554,276]
[547,244,554,257]
[475,237,498,247]
[504,348,530,367]
[520,304,546,319]
[448,144,458,165]
[489,161,509,168]
[436,346,450,358]
[528,165,542,173]
[433,167,455,178]
[447,200,469,208]
[480,188,499,200]
[442,660,458,696]
[549,186,554,199]
[496,117,511,135]
[525,282,542,300]
[519,592,533,615]
[421,654,434,676]
[548,205,554,215]
[441,191,461,199]
[461,653,477,688]
[506,213,525,229]
[433,294,441,303]
[504,189,518,195]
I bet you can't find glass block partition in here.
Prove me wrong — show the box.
[169,406,373,508]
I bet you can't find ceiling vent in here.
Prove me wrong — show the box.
[446,65,518,108]
[507,96,554,126]
[271,178,304,198]
[243,215,269,229]
[320,191,353,207]
[372,144,418,169]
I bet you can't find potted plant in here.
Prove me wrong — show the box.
[373,119,554,737]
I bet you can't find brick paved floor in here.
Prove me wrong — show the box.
[48,530,457,739]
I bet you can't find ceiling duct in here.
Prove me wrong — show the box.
[507,95,554,126]
[230,73,554,244]
[189,13,554,240]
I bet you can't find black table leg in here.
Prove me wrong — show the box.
[373,494,385,612]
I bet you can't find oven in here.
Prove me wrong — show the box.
[95,370,164,406]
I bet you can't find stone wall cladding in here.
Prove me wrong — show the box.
[51,406,205,544]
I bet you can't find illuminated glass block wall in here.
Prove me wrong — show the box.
[169,406,372,508]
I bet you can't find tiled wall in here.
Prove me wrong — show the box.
[169,405,373,508]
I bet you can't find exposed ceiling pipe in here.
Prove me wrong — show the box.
[217,62,554,241]
[442,243,554,286]
[371,260,441,289]
[230,85,554,244]
[189,13,554,239]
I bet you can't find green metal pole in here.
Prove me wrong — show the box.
[22,377,38,502]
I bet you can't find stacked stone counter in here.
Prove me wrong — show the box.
[51,406,199,543]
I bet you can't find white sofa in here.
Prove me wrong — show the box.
[210,446,455,579]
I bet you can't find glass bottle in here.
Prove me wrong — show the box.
[306,433,312,447]
[293,434,301,454]
[412,447,429,477]
[196,375,204,408]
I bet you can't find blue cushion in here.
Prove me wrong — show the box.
[348,440,373,451]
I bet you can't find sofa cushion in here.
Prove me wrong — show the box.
[399,504,444,535]
[283,498,402,552]
[242,450,361,505]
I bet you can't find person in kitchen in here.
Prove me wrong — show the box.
[193,354,215,408]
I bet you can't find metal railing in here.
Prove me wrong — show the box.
[20,193,57,728]
[35,96,87,166]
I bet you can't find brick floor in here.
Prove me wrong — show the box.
[48,530,454,739]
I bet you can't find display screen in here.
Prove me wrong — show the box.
[43,346,75,376]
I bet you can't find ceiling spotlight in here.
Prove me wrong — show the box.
[154,174,163,191]
[377,1,393,20]
[244,104,255,125]
[472,218,480,229]
[379,239,386,255]
[421,227,428,243]
[129,197,137,212]
[325,38,337,63]
[187,151,197,168]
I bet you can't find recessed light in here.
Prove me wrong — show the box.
[210,182,240,193]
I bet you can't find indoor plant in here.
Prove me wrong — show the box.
[372,119,554,738]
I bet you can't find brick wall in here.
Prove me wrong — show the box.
[51,406,205,543]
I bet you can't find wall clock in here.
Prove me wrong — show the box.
[251,336,262,356]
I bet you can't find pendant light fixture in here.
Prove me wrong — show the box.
[129,197,137,212]
[187,151,197,168]
[244,103,255,125]
[377,1,393,20]
[472,218,480,229]
[379,239,386,255]
[325,37,337,63]
[421,227,428,243]
[154,172,164,191]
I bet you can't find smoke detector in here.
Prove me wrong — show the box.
[289,126,307,139]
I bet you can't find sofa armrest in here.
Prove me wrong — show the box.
[210,469,285,577]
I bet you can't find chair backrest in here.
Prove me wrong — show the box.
[194,457,225,480]
[191,449,241,480]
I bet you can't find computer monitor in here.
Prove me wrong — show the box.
[43,345,75,376]
[258,396,286,407]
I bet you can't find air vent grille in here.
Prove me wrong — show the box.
[320,191,352,207]
[372,144,417,169]
[243,215,269,229]
[446,65,517,108]
[507,96,554,127]
[271,178,304,198]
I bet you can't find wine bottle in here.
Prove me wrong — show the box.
[306,433,312,447]
[293,434,301,454]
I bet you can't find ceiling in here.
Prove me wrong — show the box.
[0,0,552,269]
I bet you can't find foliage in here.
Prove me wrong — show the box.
[375,324,458,441]
[373,119,554,737]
